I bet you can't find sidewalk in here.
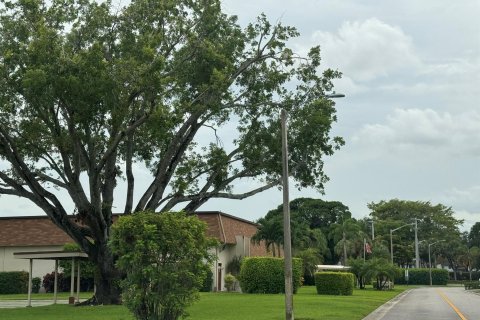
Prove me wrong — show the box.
[0,299,82,308]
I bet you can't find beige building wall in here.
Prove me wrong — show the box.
[0,245,62,278]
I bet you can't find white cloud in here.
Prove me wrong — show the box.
[311,18,421,82]
[439,186,480,212]
[353,108,480,157]
[451,210,479,232]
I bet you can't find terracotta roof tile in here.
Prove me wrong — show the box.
[0,212,259,247]
[0,216,73,246]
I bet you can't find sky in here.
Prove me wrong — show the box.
[208,0,480,231]
[1,0,479,232]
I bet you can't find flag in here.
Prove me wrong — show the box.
[365,242,372,254]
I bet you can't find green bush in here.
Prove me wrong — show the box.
[224,273,237,292]
[0,271,29,294]
[239,257,302,294]
[315,272,354,295]
[110,211,216,320]
[200,268,213,292]
[430,269,449,285]
[32,277,42,293]
[464,281,480,290]
[395,268,448,285]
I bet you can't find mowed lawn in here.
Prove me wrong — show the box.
[0,286,410,320]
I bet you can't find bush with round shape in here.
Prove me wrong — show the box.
[109,211,216,320]
[315,272,354,295]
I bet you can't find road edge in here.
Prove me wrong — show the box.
[362,288,414,320]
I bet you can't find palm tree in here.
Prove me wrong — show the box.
[329,218,361,265]
[252,216,283,257]
[363,258,397,290]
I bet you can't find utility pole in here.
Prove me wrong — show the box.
[372,220,375,240]
[280,94,344,320]
[414,219,419,268]
[281,109,294,320]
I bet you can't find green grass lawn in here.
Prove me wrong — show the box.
[0,286,410,320]
[0,292,93,300]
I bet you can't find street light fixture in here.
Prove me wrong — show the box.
[390,223,414,264]
[281,93,344,320]
[429,240,445,286]
[389,219,420,267]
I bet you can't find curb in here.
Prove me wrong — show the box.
[362,289,414,320]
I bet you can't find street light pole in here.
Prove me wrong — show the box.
[281,93,344,320]
[429,240,445,286]
[414,219,420,268]
[390,223,414,264]
[390,229,393,264]
[369,220,375,240]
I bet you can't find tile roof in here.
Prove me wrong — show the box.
[0,211,259,247]
[0,216,73,246]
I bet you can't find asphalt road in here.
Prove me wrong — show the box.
[364,287,480,320]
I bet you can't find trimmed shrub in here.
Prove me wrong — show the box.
[315,272,354,295]
[32,277,42,293]
[42,272,93,292]
[0,271,29,294]
[239,257,303,294]
[464,281,480,290]
[430,269,449,285]
[395,268,448,285]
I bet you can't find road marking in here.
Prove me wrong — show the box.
[436,289,468,320]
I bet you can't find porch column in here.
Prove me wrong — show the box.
[69,258,75,303]
[76,261,81,303]
[53,259,58,304]
[27,258,32,307]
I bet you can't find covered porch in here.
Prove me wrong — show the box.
[14,250,88,307]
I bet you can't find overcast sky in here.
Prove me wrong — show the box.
[208,0,479,231]
[1,0,479,232]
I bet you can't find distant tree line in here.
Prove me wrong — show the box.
[253,198,480,282]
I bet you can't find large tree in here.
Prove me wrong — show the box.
[468,222,480,248]
[0,0,343,303]
[290,197,352,263]
[368,199,464,266]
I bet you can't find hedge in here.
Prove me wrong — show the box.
[0,271,29,294]
[314,272,354,296]
[239,257,302,294]
[42,272,94,292]
[395,268,448,285]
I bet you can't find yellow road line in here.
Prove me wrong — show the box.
[436,289,468,320]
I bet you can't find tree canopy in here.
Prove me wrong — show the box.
[368,199,464,266]
[0,0,343,303]
[469,222,480,248]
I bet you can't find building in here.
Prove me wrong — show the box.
[0,212,270,291]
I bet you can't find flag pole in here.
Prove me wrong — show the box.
[363,238,366,261]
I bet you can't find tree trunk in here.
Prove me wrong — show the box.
[92,243,122,304]
[342,232,347,266]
